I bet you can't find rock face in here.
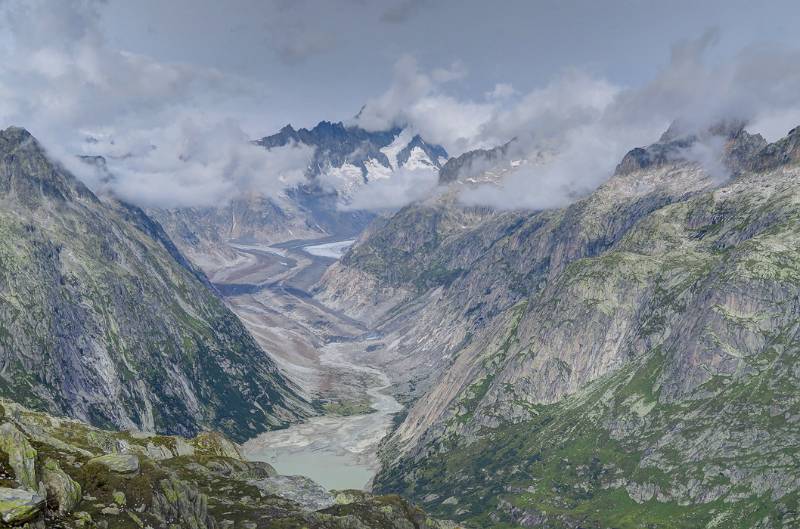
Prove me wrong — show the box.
[0,126,311,441]
[249,475,334,511]
[317,125,800,528]
[0,487,44,524]
[86,454,140,475]
[437,140,515,184]
[0,399,459,529]
[190,431,243,460]
[42,458,82,514]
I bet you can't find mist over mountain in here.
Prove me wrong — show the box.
[0,126,311,440]
[2,2,800,529]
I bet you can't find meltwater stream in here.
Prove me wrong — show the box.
[241,340,403,490]
[238,237,402,491]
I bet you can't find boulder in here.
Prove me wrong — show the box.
[0,422,37,490]
[0,487,44,524]
[86,454,140,475]
[190,432,242,460]
[333,490,369,505]
[42,458,82,514]
[112,490,126,506]
[249,475,334,511]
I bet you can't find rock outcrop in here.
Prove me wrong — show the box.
[0,398,460,529]
[0,487,45,525]
[42,458,82,515]
[86,454,140,475]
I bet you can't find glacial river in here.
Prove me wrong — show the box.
[241,340,403,490]
[234,238,403,491]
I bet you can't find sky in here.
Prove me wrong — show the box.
[1,0,800,209]
[100,0,800,133]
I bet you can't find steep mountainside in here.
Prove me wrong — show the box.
[317,125,800,528]
[0,127,311,442]
[0,398,460,529]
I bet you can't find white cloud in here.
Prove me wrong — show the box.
[361,31,800,211]
[486,83,516,100]
[354,55,495,153]
[0,0,311,208]
[343,167,441,211]
[70,119,313,208]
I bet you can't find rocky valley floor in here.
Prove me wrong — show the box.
[206,238,406,491]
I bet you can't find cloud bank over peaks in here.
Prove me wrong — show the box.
[68,119,314,209]
[342,166,442,212]
[3,0,800,215]
[359,30,800,211]
[0,0,314,209]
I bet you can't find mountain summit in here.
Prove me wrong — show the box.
[256,121,448,195]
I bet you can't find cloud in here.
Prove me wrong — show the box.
[481,70,620,148]
[0,0,312,208]
[354,55,494,153]
[486,83,516,100]
[362,31,800,211]
[342,166,441,211]
[67,119,314,208]
[0,0,233,130]
[261,0,339,64]
[459,121,643,210]
[604,29,800,139]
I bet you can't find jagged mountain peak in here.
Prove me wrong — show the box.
[257,120,400,149]
[0,126,47,159]
[747,124,800,172]
[254,120,448,198]
[0,125,34,144]
[658,118,750,143]
[397,134,448,169]
[615,120,771,177]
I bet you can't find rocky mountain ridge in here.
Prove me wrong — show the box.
[256,121,448,182]
[315,124,800,528]
[437,140,517,184]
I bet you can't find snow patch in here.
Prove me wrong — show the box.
[320,163,365,197]
[402,146,437,171]
[380,129,414,170]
